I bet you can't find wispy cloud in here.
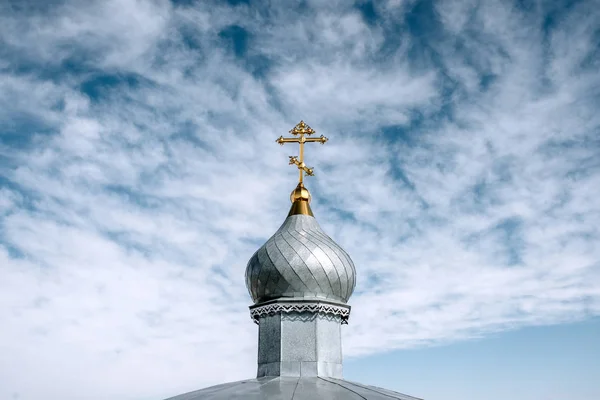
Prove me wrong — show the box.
[0,0,599,398]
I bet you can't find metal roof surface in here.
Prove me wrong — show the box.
[165,377,422,400]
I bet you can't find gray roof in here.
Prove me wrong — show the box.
[245,214,357,304]
[165,377,422,400]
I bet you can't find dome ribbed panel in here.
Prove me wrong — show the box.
[280,230,331,293]
[245,214,356,304]
[294,226,347,299]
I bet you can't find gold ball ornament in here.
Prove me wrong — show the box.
[290,184,311,203]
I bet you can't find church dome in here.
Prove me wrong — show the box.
[245,185,356,304]
[165,122,422,400]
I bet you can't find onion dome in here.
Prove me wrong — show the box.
[245,183,356,304]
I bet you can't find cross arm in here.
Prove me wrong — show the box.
[276,136,300,145]
[303,135,328,144]
[289,156,314,176]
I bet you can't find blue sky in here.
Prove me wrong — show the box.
[0,0,599,399]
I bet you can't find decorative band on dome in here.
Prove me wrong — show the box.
[249,301,351,325]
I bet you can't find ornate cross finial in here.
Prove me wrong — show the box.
[276,121,328,184]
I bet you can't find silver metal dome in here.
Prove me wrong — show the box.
[245,214,356,304]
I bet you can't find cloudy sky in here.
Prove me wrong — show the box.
[1,0,599,399]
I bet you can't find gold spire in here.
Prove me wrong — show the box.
[276,121,327,217]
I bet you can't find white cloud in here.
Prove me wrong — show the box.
[0,0,599,399]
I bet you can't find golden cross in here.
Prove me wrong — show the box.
[276,121,328,184]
